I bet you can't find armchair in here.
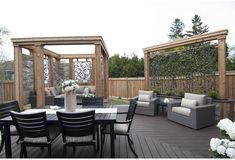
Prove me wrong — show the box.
[131,90,158,116]
[167,93,216,129]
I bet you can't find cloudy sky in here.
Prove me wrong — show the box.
[0,0,235,59]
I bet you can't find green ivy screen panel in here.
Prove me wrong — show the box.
[149,44,218,95]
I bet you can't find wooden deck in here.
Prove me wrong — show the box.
[0,107,219,158]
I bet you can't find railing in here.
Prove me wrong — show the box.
[0,81,15,102]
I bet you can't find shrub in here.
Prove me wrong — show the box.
[208,90,219,99]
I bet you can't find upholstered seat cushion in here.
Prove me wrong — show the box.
[10,126,18,135]
[184,93,206,105]
[172,107,191,116]
[65,135,94,143]
[23,137,48,143]
[103,123,129,134]
[137,101,150,107]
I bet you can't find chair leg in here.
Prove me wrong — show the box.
[100,133,106,158]
[23,145,28,158]
[73,146,76,152]
[96,125,100,151]
[63,145,67,157]
[48,145,52,158]
[20,144,24,158]
[93,143,97,157]
[127,136,138,158]
[0,135,5,153]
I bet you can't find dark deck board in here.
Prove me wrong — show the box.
[0,109,219,158]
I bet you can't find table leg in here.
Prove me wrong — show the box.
[4,124,12,158]
[110,123,115,158]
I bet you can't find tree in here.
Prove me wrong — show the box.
[108,54,144,77]
[0,25,10,45]
[186,14,209,36]
[0,25,10,81]
[168,18,185,40]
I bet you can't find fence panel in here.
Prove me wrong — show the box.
[0,81,15,102]
[109,71,235,100]
[1,72,235,102]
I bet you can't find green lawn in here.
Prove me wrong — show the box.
[109,97,129,105]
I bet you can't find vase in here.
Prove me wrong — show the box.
[64,91,76,112]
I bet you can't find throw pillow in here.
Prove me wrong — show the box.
[181,98,197,108]
[138,94,151,102]
[83,87,90,94]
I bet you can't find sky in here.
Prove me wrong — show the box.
[0,0,235,60]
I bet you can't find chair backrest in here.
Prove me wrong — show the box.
[126,100,137,121]
[10,111,50,141]
[56,110,95,142]
[0,101,20,120]
[82,96,104,106]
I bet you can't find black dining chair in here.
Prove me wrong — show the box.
[81,96,104,150]
[10,111,60,158]
[0,100,20,153]
[100,99,138,158]
[56,110,97,157]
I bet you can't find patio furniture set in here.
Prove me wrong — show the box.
[0,99,138,158]
[132,90,216,130]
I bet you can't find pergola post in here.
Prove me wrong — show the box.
[91,58,95,85]
[14,45,24,110]
[48,56,54,87]
[144,51,150,89]
[95,44,101,96]
[34,45,45,107]
[69,58,74,79]
[218,37,227,119]
[103,55,109,99]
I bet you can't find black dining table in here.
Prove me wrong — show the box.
[0,105,117,158]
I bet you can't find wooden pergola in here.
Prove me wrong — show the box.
[12,36,109,110]
[143,29,230,119]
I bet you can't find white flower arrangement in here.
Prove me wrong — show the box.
[61,80,79,93]
[209,118,235,158]
[217,118,235,140]
[209,138,235,158]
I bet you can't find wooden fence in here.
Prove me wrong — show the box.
[109,71,235,100]
[1,71,235,102]
[0,81,15,102]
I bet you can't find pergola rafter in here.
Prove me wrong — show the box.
[12,36,109,109]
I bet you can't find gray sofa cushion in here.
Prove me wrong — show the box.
[172,107,191,116]
[184,93,206,105]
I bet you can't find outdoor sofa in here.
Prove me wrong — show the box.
[167,93,216,129]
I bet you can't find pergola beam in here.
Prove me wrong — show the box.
[143,29,228,52]
[60,54,95,59]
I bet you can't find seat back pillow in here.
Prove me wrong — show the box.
[184,93,206,105]
[138,90,154,99]
[181,98,197,108]
[138,94,151,102]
